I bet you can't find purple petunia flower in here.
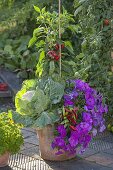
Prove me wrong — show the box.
[69,136,78,147]
[83,134,92,148]
[82,112,93,123]
[52,137,66,148]
[70,90,78,99]
[64,100,74,107]
[77,122,92,133]
[57,125,67,137]
[86,97,95,110]
[65,144,76,155]
[75,79,86,91]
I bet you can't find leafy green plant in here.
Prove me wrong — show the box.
[74,0,113,118]
[0,35,39,79]
[14,78,64,128]
[0,111,23,155]
[28,5,81,80]
[0,0,38,36]
[0,0,74,37]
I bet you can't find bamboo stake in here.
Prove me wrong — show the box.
[59,0,62,77]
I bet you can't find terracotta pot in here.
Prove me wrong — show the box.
[36,125,75,161]
[0,152,10,167]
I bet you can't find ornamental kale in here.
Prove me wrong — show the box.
[15,78,65,128]
[52,79,108,155]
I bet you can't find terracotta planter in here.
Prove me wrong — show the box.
[36,125,75,161]
[0,152,10,167]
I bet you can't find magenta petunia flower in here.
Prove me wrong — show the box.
[69,137,78,147]
[82,112,93,123]
[57,125,67,137]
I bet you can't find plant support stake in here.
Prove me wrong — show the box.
[59,0,62,77]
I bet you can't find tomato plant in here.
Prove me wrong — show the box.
[74,0,113,118]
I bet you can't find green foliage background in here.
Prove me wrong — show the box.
[74,0,113,118]
[0,0,80,79]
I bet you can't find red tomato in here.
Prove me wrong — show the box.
[54,43,65,50]
[104,19,110,26]
[47,50,60,61]
[54,44,59,50]
[54,55,60,61]
[61,44,65,49]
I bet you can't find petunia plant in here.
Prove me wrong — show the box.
[52,79,108,155]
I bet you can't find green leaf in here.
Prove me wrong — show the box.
[28,36,37,48]
[16,98,34,115]
[35,40,45,49]
[5,63,16,70]
[33,112,51,128]
[74,6,83,17]
[49,112,60,123]
[32,88,50,115]
[15,87,50,117]
[17,71,28,79]
[68,24,81,34]
[17,45,27,53]
[46,79,65,104]
[4,45,13,55]
[20,59,26,69]
[15,79,37,115]
[64,41,74,54]
[33,27,45,36]
[34,6,40,13]
[41,7,46,14]
[23,50,30,57]
[79,0,86,4]
[39,50,45,61]
[8,110,12,119]
[12,112,33,127]
[36,50,45,77]
[36,63,43,77]
[49,61,55,75]
[22,79,37,91]
[76,53,84,59]
[33,111,59,128]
